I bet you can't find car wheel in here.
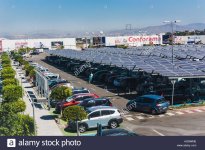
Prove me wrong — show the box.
[109,120,118,129]
[151,109,157,115]
[78,124,87,133]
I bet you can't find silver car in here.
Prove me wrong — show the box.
[68,106,123,133]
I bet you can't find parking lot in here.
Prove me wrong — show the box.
[29,51,205,136]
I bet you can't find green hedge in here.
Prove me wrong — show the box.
[2,85,23,102]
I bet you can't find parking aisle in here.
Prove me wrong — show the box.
[122,106,205,121]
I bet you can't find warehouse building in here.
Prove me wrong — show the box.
[0,38,76,52]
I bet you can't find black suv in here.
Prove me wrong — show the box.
[78,98,112,109]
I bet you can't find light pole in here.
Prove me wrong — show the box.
[163,20,181,64]
[171,79,176,106]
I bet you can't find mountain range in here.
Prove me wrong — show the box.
[1,23,205,39]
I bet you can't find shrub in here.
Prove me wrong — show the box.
[62,106,87,122]
[2,85,23,102]
[50,86,72,101]
[1,67,16,79]
[2,99,26,113]
[2,78,18,86]
[29,69,36,78]
[0,110,34,136]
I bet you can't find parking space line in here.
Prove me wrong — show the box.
[193,109,203,113]
[175,112,184,115]
[126,117,135,121]
[158,114,165,117]
[148,115,155,119]
[183,110,194,114]
[123,115,132,117]
[136,116,145,120]
[152,129,165,136]
[90,88,96,91]
[166,113,175,116]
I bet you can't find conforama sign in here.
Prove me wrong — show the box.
[105,35,161,46]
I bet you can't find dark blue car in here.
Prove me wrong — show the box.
[126,95,170,115]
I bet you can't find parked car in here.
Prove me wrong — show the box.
[78,97,112,109]
[114,77,142,89]
[55,93,99,112]
[67,106,123,133]
[72,88,90,95]
[126,95,169,114]
[96,128,139,136]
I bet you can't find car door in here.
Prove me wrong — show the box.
[87,111,101,128]
[133,97,143,111]
[100,110,112,126]
[141,98,153,112]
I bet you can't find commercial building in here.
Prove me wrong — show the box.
[174,35,205,44]
[0,38,76,52]
[105,34,163,47]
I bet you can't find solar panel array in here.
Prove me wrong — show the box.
[45,45,205,78]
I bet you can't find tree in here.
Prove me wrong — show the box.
[18,114,35,136]
[62,106,87,122]
[2,78,18,86]
[50,86,72,116]
[2,85,23,102]
[1,67,16,79]
[2,99,26,113]
[50,86,72,101]
[0,110,34,136]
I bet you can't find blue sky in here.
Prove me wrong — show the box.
[0,0,205,34]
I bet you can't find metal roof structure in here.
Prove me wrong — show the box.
[45,45,205,79]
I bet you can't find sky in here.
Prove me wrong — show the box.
[0,0,205,34]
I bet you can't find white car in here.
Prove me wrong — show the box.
[68,106,123,133]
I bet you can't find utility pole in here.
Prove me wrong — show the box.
[163,20,181,64]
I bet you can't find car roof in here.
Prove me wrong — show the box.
[87,106,116,112]
[141,95,164,100]
[82,97,108,102]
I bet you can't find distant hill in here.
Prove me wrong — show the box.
[1,23,205,39]
[108,23,205,36]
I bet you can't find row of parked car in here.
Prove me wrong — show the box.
[31,62,125,133]
[45,55,205,105]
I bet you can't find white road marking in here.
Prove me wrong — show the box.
[126,117,135,121]
[175,112,184,115]
[184,110,194,114]
[136,116,145,120]
[194,109,203,113]
[166,113,175,116]
[148,115,155,118]
[90,88,96,91]
[123,115,133,117]
[152,129,165,136]
[200,108,205,111]
[158,114,165,117]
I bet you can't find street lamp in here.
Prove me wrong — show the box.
[163,20,181,64]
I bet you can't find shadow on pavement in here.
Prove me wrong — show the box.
[40,115,58,120]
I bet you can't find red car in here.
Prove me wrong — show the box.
[55,93,99,112]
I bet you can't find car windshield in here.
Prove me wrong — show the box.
[157,98,166,104]
[65,96,74,102]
